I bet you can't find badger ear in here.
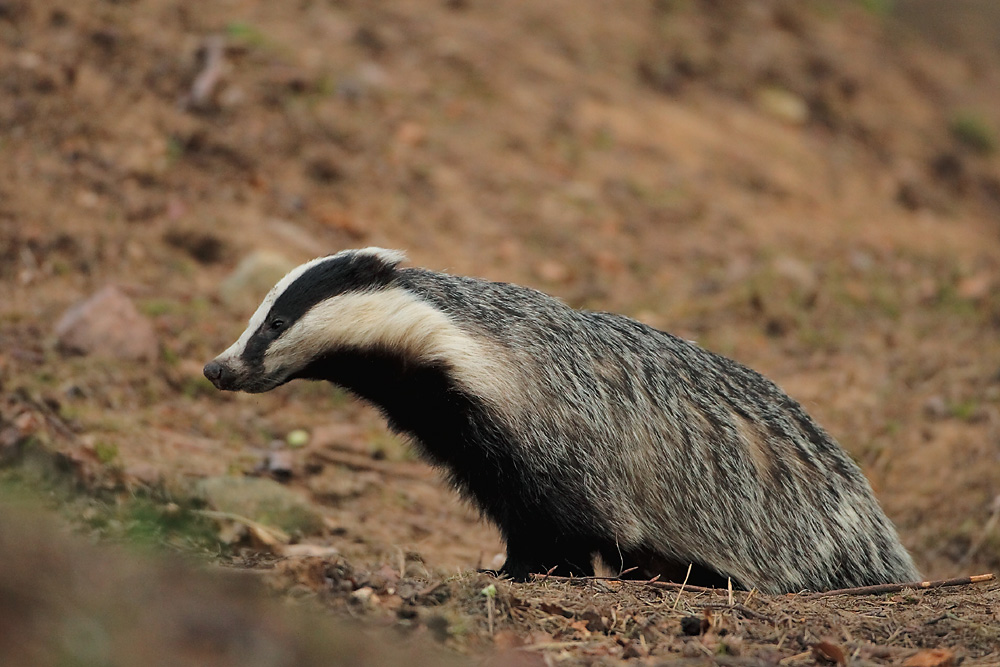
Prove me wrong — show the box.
[355,247,407,269]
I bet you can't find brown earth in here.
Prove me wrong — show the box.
[2,0,1000,664]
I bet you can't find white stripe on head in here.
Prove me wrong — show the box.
[217,248,409,364]
[263,286,523,411]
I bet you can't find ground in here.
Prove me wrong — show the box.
[1,0,1000,664]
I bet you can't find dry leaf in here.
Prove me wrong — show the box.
[812,640,847,666]
[568,620,591,637]
[903,648,956,667]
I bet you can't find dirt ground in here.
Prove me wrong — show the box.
[2,0,1000,664]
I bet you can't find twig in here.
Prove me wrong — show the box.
[701,603,773,622]
[19,391,78,443]
[671,563,693,611]
[808,573,995,598]
[415,581,445,600]
[779,650,812,665]
[309,448,432,480]
[486,590,495,636]
[532,572,721,595]
[184,35,226,110]
[193,509,290,545]
[519,641,599,652]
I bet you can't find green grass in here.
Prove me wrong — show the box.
[1,451,223,557]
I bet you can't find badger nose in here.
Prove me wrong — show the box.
[203,360,231,390]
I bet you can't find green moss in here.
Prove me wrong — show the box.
[225,21,268,48]
[853,0,893,16]
[949,399,979,421]
[949,112,997,156]
[1,458,222,557]
[93,441,119,465]
[138,299,176,317]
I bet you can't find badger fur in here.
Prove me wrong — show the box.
[204,247,919,593]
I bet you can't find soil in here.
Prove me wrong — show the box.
[2,0,1000,664]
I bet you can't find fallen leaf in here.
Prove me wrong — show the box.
[568,620,591,637]
[812,640,847,666]
[903,648,956,667]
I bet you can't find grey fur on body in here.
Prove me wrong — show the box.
[205,248,920,594]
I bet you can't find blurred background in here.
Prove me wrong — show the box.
[1,0,999,662]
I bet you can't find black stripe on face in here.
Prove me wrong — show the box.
[240,252,399,366]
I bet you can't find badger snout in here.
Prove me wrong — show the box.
[203,359,237,390]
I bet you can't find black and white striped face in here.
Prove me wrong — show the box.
[204,247,407,393]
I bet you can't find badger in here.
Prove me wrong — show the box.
[204,247,919,593]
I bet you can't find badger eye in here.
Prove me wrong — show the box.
[269,319,285,331]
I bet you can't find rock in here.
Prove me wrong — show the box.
[266,450,295,477]
[772,256,818,294]
[923,396,948,420]
[54,286,158,361]
[218,251,296,314]
[956,272,993,301]
[196,476,323,536]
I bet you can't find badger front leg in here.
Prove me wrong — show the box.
[499,534,596,581]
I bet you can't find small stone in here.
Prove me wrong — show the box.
[923,396,948,420]
[956,273,992,301]
[286,429,310,449]
[54,286,158,361]
[772,256,817,294]
[350,586,379,607]
[395,121,426,147]
[267,450,294,478]
[219,251,296,314]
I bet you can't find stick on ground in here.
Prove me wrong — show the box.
[809,573,995,598]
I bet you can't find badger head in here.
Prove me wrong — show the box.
[203,247,408,393]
